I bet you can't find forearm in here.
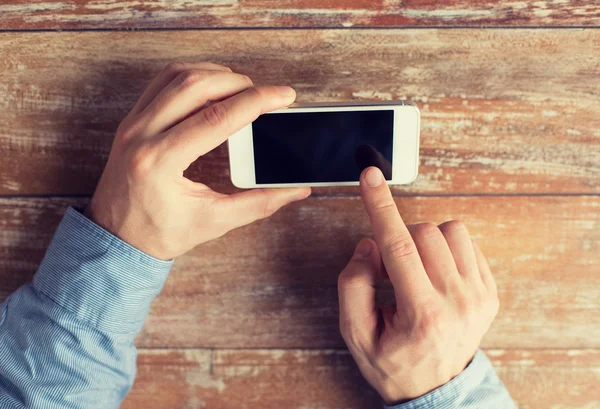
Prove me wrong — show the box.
[0,207,172,409]
[0,285,136,408]
[0,63,309,409]
[384,350,517,409]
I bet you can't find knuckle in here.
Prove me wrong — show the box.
[455,291,474,317]
[337,270,353,288]
[129,145,156,178]
[244,87,263,117]
[116,121,132,140]
[176,69,209,89]
[262,201,277,218]
[164,61,186,75]
[116,119,142,143]
[415,301,445,338]
[245,85,262,100]
[473,285,487,306]
[339,319,369,352]
[412,223,440,240]
[209,62,233,72]
[372,197,397,213]
[337,267,367,290]
[439,220,468,236]
[202,102,230,128]
[240,74,253,85]
[385,234,417,260]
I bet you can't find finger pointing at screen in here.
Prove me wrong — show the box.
[338,166,501,405]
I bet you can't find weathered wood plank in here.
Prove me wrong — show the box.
[1,1,599,29]
[1,196,598,348]
[0,198,84,294]
[1,30,598,195]
[122,348,600,409]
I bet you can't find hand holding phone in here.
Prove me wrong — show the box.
[85,62,310,260]
[338,167,499,404]
[229,102,420,188]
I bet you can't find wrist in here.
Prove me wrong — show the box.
[84,202,172,261]
[381,378,450,406]
[381,354,475,406]
[382,351,496,409]
[382,354,475,407]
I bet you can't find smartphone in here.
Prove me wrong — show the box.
[228,101,420,188]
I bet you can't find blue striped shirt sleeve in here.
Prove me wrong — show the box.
[0,207,172,409]
[384,350,518,409]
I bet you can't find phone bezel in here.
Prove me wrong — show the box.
[228,102,420,188]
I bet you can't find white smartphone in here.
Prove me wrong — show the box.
[228,101,420,188]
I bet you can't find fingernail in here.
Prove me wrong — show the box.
[354,240,372,259]
[277,86,295,97]
[364,167,383,187]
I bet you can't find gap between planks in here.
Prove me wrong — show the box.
[1,26,600,33]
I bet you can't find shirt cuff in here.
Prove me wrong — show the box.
[384,350,495,409]
[33,206,173,334]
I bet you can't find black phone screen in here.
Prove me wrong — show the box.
[252,110,394,184]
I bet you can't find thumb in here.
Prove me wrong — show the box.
[219,187,311,230]
[338,238,383,348]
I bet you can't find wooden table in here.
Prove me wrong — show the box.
[1,2,599,408]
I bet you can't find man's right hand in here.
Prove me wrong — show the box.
[338,167,499,405]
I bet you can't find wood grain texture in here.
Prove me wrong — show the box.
[1,30,598,195]
[1,196,598,348]
[122,348,600,409]
[1,0,599,29]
